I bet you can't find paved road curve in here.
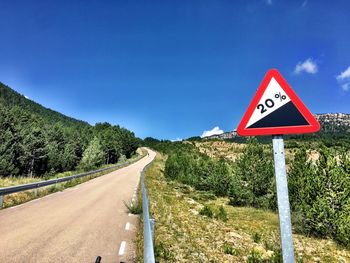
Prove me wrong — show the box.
[0,149,156,263]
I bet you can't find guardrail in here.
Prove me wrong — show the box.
[0,154,146,209]
[141,160,155,263]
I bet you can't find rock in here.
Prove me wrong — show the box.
[229,232,242,239]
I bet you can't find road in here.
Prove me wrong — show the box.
[0,149,156,263]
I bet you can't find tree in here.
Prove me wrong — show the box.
[0,107,23,176]
[46,124,66,172]
[229,138,275,209]
[62,135,84,171]
[20,126,48,177]
[117,127,139,158]
[95,123,122,164]
[289,146,350,246]
[79,137,104,170]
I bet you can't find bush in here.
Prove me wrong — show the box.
[229,138,275,210]
[289,146,350,246]
[164,151,237,197]
[216,205,228,222]
[154,241,176,261]
[252,232,262,243]
[247,249,264,263]
[124,200,142,215]
[199,205,213,218]
[223,242,238,255]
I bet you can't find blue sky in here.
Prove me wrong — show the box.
[0,0,349,140]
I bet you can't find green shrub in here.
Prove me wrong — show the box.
[289,146,350,246]
[252,232,262,243]
[199,205,213,218]
[223,242,238,255]
[124,201,142,215]
[247,249,264,263]
[216,205,228,222]
[154,242,176,262]
[164,150,237,197]
[191,191,217,202]
[229,138,275,210]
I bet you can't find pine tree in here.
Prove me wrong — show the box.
[20,126,48,177]
[46,124,66,172]
[289,146,350,246]
[0,107,23,176]
[230,138,274,209]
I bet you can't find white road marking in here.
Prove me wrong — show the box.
[125,222,130,230]
[118,241,126,255]
[128,213,132,216]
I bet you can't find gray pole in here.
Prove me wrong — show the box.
[0,195,3,209]
[272,135,295,263]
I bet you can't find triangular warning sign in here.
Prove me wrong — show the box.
[237,69,320,136]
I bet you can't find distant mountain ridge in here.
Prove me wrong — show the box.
[315,113,350,133]
[203,113,350,140]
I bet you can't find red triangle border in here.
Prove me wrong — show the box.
[237,69,320,136]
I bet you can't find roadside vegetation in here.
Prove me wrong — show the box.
[143,137,350,251]
[137,153,350,262]
[150,138,350,247]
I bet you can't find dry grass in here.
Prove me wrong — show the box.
[136,153,350,262]
[194,141,245,161]
[193,141,317,169]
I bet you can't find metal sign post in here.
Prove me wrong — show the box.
[237,69,321,263]
[272,135,295,263]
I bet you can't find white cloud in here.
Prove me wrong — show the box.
[266,0,273,5]
[301,0,308,8]
[336,66,350,81]
[336,66,350,91]
[201,126,224,138]
[24,95,29,99]
[171,138,182,142]
[294,58,318,74]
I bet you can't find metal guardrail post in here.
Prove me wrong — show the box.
[150,218,155,241]
[141,162,155,263]
[0,195,3,209]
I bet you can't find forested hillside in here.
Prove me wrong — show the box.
[0,82,139,178]
[0,82,88,127]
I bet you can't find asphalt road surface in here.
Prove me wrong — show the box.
[0,149,156,263]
